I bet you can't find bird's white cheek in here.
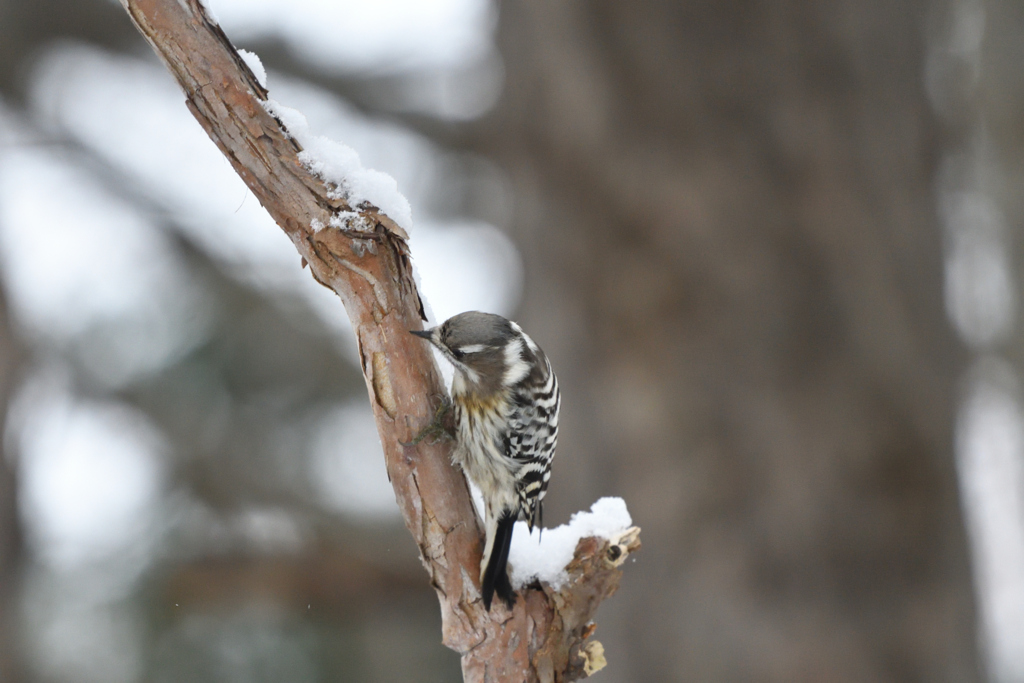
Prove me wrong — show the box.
[503,338,530,386]
[452,367,480,394]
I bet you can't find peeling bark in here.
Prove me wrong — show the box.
[119,1,639,680]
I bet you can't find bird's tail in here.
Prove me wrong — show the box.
[481,510,516,610]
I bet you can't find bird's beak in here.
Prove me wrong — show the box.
[410,328,435,341]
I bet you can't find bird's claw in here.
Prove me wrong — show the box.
[405,396,455,446]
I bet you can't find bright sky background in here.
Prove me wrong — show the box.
[208,0,497,74]
[12,368,166,571]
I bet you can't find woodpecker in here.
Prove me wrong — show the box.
[411,311,560,610]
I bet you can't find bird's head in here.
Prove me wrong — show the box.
[411,311,525,392]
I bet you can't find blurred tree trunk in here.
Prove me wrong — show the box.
[475,1,981,680]
[984,0,1024,394]
[0,451,21,682]
[0,289,24,683]
[976,3,1024,680]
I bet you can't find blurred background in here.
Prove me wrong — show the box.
[0,0,1022,681]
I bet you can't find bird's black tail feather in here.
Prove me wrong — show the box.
[481,511,516,611]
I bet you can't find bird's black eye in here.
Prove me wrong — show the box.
[451,348,465,360]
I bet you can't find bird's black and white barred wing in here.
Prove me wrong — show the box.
[505,354,560,530]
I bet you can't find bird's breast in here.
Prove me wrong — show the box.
[453,389,504,420]
[452,390,511,459]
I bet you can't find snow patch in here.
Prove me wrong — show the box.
[237,49,267,88]
[508,497,633,590]
[263,98,413,232]
[329,211,372,232]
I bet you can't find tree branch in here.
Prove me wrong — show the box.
[119,1,639,680]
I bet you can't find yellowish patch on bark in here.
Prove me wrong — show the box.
[582,640,606,676]
[372,351,397,418]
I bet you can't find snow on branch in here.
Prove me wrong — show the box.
[510,498,633,590]
[261,98,413,232]
[119,1,640,680]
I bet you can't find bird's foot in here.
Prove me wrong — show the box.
[405,396,455,446]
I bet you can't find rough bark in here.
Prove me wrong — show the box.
[119,1,639,680]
